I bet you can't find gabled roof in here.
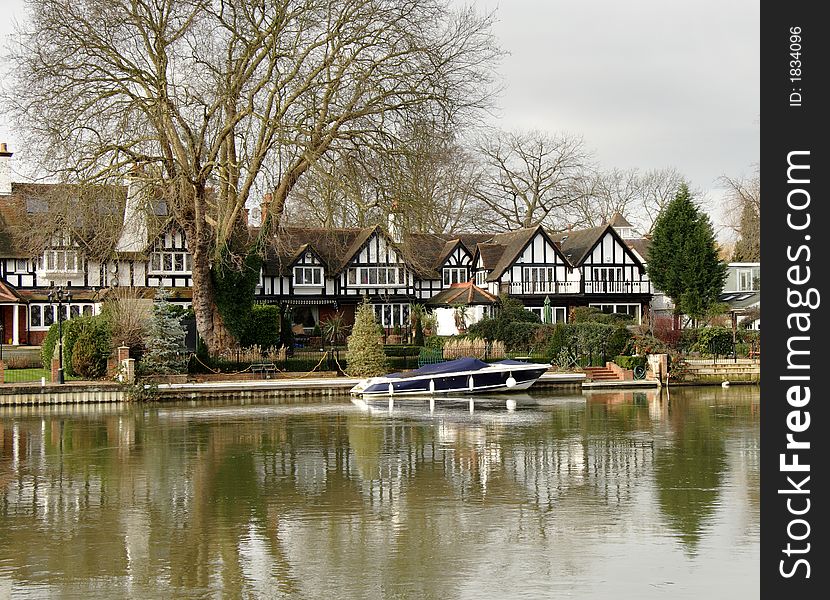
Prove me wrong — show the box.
[426,281,499,306]
[0,277,22,302]
[486,227,538,280]
[555,225,606,265]
[626,237,651,262]
[475,243,506,270]
[263,226,374,276]
[609,212,633,228]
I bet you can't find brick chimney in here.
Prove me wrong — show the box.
[260,193,272,225]
[0,143,13,196]
[115,168,150,252]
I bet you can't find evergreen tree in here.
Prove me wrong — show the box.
[648,184,727,323]
[346,299,389,377]
[142,288,188,374]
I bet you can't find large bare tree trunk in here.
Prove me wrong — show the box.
[189,237,235,353]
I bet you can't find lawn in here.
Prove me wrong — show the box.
[3,368,79,383]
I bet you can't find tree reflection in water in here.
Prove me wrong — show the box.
[0,387,760,599]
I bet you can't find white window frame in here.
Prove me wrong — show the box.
[43,249,81,273]
[443,267,468,286]
[14,259,30,273]
[737,269,753,291]
[371,303,411,328]
[149,251,192,275]
[348,266,406,287]
[589,302,641,323]
[592,266,623,282]
[475,270,488,286]
[294,266,323,286]
[29,302,97,330]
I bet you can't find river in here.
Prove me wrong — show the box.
[0,386,759,599]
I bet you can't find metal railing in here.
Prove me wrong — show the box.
[508,280,652,295]
[583,280,651,294]
[509,281,579,295]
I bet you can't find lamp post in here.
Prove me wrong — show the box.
[47,285,72,384]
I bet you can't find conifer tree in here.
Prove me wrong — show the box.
[648,184,727,323]
[142,288,188,374]
[346,299,389,377]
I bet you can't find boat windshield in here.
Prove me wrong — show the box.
[386,357,491,379]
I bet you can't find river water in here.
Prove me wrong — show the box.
[0,386,759,599]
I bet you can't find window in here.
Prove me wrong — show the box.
[30,305,42,327]
[475,270,488,286]
[589,303,641,323]
[443,267,468,286]
[15,259,30,272]
[150,251,192,274]
[43,249,81,273]
[371,303,411,328]
[527,306,567,324]
[347,267,406,287]
[29,303,97,329]
[592,267,623,282]
[294,266,323,286]
[738,269,753,291]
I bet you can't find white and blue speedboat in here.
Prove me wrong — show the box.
[350,357,550,398]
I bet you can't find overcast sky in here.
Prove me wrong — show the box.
[0,0,759,233]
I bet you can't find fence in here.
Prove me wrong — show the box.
[1,349,49,384]
[194,346,425,377]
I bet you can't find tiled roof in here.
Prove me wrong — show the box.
[555,225,606,265]
[486,227,538,280]
[426,281,499,306]
[609,212,633,228]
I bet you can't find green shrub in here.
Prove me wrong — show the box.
[240,304,281,348]
[424,335,445,349]
[40,316,112,377]
[694,327,734,355]
[70,321,112,379]
[383,345,423,357]
[613,355,647,370]
[41,324,61,370]
[606,326,633,358]
[345,299,388,377]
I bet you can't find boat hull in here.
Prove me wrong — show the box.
[352,362,549,398]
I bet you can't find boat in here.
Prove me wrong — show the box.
[350,357,550,398]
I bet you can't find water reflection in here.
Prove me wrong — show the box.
[0,387,760,599]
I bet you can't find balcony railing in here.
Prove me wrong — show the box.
[584,280,651,294]
[509,281,579,295]
[508,280,652,295]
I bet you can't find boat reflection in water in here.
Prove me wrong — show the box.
[352,391,586,419]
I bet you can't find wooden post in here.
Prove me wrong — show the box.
[0,359,4,384]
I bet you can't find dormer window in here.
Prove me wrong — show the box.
[475,270,488,286]
[443,267,468,286]
[149,250,192,274]
[294,266,323,286]
[42,249,81,273]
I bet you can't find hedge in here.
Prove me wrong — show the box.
[40,316,112,378]
[613,355,647,370]
[240,304,281,348]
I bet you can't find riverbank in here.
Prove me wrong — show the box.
[0,368,763,406]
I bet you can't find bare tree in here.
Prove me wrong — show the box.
[721,165,760,261]
[471,129,591,231]
[4,0,500,351]
[564,166,687,233]
[285,120,482,234]
[637,168,688,234]
[565,168,641,228]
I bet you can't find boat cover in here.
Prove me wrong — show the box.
[386,357,491,379]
